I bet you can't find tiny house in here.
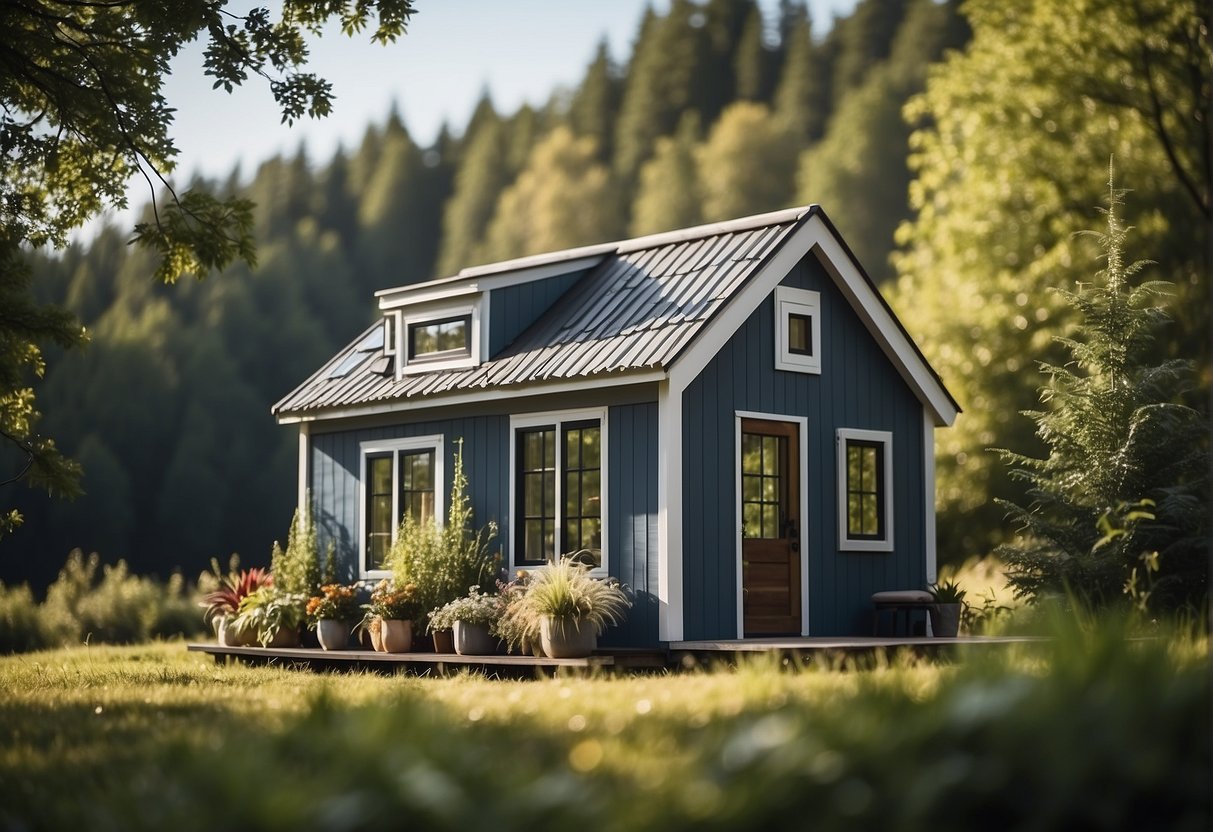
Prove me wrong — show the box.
[273,206,959,647]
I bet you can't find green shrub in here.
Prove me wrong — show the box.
[269,502,328,597]
[387,439,499,617]
[0,581,50,653]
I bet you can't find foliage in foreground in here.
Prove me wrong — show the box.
[0,616,1206,831]
[0,550,201,653]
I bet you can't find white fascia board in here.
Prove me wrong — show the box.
[667,212,958,428]
[376,256,604,311]
[297,422,310,516]
[274,369,668,425]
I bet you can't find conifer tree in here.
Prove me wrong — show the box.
[436,117,511,274]
[734,4,772,101]
[697,102,798,222]
[569,40,622,163]
[481,127,619,262]
[631,113,704,236]
[997,174,1208,613]
[772,10,828,144]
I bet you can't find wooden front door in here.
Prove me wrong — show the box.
[740,418,801,636]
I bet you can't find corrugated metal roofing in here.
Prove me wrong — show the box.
[274,208,808,417]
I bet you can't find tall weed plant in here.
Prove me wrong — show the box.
[269,500,331,597]
[387,440,499,617]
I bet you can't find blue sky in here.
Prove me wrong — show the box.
[159,0,858,185]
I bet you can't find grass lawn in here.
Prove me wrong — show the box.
[0,621,1208,831]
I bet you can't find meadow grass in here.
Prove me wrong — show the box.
[0,618,1208,831]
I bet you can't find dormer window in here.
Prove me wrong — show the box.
[398,305,482,375]
[408,315,471,362]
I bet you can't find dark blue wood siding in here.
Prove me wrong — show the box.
[310,416,511,583]
[488,270,588,356]
[682,251,928,638]
[308,398,660,647]
[601,402,659,648]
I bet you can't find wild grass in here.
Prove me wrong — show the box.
[0,615,1207,831]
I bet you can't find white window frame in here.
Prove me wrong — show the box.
[774,285,821,374]
[836,428,894,552]
[358,434,445,579]
[382,312,398,357]
[509,407,609,578]
[399,304,481,376]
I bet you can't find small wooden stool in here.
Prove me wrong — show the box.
[871,590,935,636]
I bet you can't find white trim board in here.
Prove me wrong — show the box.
[733,411,810,639]
[656,381,683,642]
[923,406,938,583]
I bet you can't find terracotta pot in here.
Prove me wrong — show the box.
[453,620,496,655]
[432,629,455,654]
[263,625,300,649]
[316,619,351,650]
[540,616,596,659]
[380,619,413,653]
[367,616,384,652]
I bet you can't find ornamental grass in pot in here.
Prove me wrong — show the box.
[524,555,630,659]
[929,579,968,638]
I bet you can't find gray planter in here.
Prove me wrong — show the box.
[540,616,596,659]
[453,620,496,655]
[316,619,351,650]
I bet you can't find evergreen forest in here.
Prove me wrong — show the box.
[3,0,1206,594]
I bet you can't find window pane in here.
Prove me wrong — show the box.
[566,428,580,469]
[368,535,388,571]
[371,495,392,534]
[543,470,555,516]
[543,431,556,467]
[565,473,580,518]
[583,518,601,551]
[848,494,863,535]
[409,316,469,359]
[524,431,543,470]
[543,523,554,561]
[743,503,761,538]
[762,476,777,502]
[788,313,812,356]
[742,434,762,474]
[370,456,392,495]
[861,495,879,536]
[582,470,600,516]
[525,520,543,562]
[762,505,779,538]
[581,427,600,467]
[742,474,761,502]
[419,492,435,524]
[524,473,544,515]
[762,436,778,475]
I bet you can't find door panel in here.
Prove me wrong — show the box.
[741,418,801,636]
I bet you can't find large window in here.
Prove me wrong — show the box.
[836,429,893,552]
[512,410,606,574]
[408,315,470,362]
[360,436,444,577]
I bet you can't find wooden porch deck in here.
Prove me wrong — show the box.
[188,635,1043,676]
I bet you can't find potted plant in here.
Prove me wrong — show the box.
[199,566,272,646]
[306,583,360,650]
[230,585,307,647]
[495,572,541,656]
[363,580,419,653]
[929,579,967,638]
[522,554,630,659]
[429,587,503,656]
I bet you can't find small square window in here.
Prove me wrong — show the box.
[788,313,813,357]
[774,286,821,374]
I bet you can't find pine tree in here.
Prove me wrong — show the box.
[772,10,829,144]
[733,3,771,101]
[436,117,511,274]
[569,39,622,162]
[696,102,798,222]
[631,113,704,236]
[996,172,1208,613]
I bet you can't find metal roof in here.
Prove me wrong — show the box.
[273,208,808,418]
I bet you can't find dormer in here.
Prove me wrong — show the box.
[373,248,605,381]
